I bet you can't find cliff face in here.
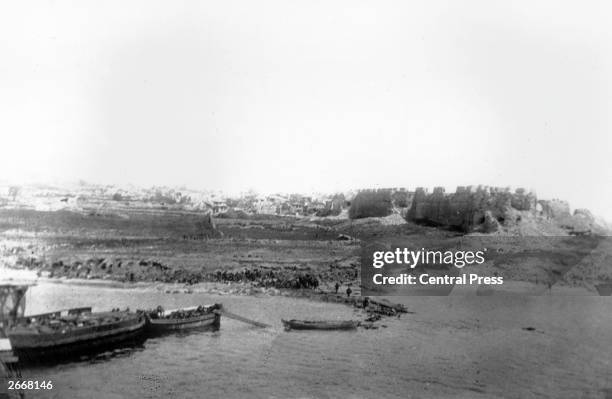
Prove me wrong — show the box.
[407,186,537,232]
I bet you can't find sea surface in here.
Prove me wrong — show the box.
[12,282,612,399]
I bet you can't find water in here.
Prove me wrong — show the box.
[13,283,612,398]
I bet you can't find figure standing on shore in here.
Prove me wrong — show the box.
[334,282,340,293]
[346,286,352,297]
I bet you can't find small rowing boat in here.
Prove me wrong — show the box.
[144,304,221,333]
[281,319,359,331]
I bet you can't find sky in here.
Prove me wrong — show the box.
[1,1,611,219]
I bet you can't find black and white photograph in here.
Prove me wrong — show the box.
[1,1,612,398]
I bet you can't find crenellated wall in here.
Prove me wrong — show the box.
[407,185,537,232]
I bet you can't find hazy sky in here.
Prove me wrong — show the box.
[1,1,611,218]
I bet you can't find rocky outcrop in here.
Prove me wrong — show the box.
[573,208,595,224]
[562,208,596,234]
[536,200,597,234]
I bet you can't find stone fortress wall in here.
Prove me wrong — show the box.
[405,185,594,233]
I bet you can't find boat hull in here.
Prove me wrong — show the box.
[146,311,220,334]
[8,312,146,362]
[282,319,359,331]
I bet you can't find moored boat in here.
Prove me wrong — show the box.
[7,308,146,360]
[144,304,221,334]
[281,319,359,331]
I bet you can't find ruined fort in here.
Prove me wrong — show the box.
[406,185,593,233]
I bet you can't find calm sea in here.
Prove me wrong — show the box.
[13,282,612,399]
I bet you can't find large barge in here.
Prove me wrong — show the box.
[6,307,146,361]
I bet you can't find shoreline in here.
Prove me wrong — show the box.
[0,266,408,323]
[1,265,599,297]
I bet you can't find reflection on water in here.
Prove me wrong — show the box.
[16,338,147,369]
[15,283,612,399]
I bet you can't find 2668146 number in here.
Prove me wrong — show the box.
[8,380,53,390]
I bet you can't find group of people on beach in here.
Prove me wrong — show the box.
[334,281,353,297]
[212,268,320,289]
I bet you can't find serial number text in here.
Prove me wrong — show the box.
[8,380,53,390]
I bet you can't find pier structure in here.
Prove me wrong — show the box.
[0,283,33,399]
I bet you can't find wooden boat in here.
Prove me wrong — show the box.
[144,304,221,333]
[281,319,359,331]
[7,308,146,360]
